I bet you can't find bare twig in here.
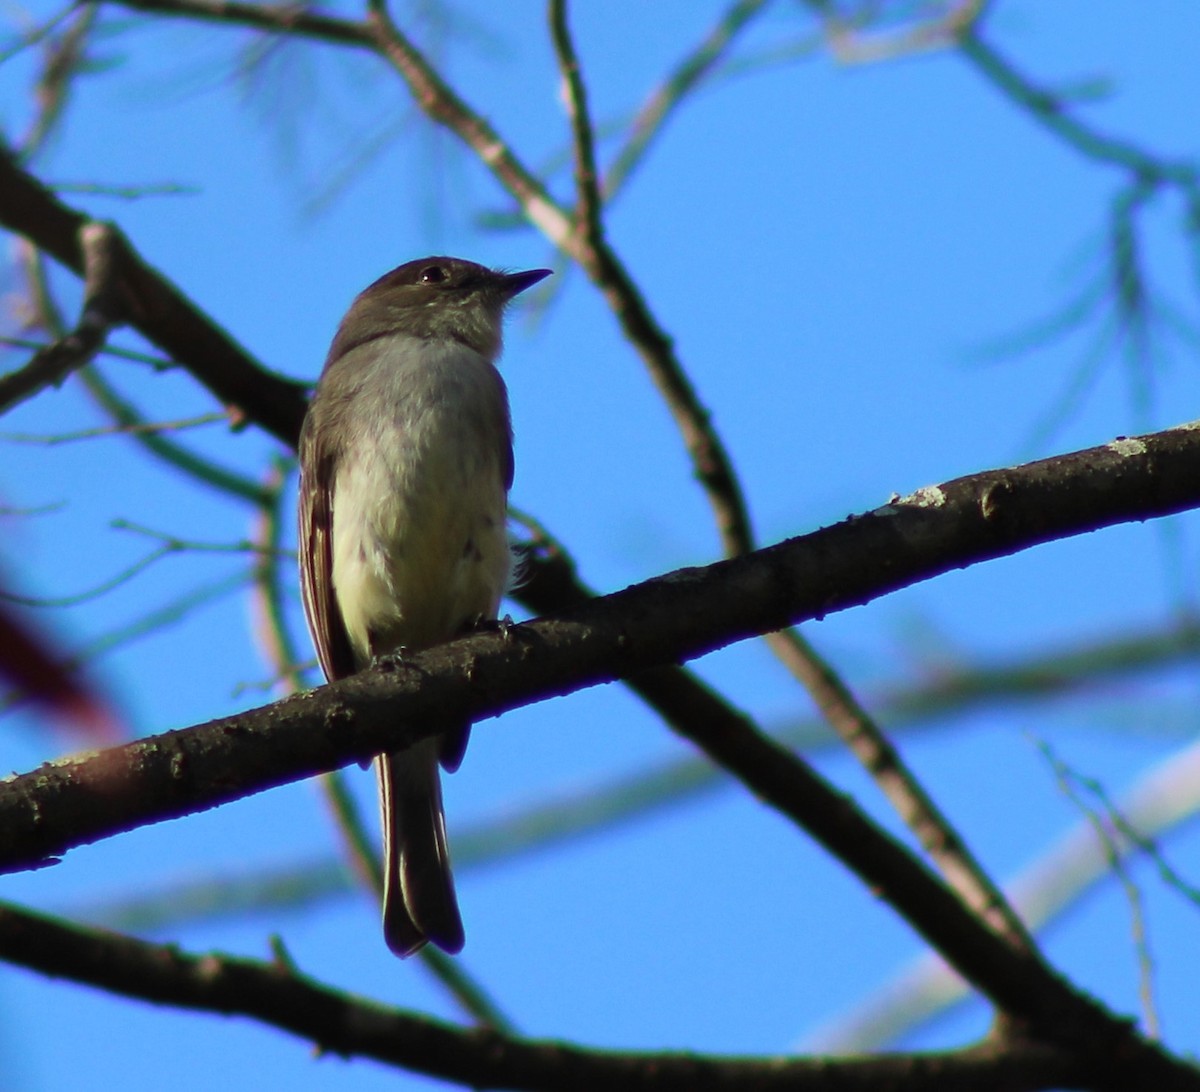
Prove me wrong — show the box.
[548,0,601,237]
[79,367,271,504]
[604,0,770,199]
[0,220,125,414]
[0,151,309,443]
[1034,737,1161,1038]
[0,410,229,444]
[546,0,753,556]
[809,734,1200,1053]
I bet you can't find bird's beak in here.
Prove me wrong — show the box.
[500,268,553,298]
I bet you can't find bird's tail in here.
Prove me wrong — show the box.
[376,738,465,957]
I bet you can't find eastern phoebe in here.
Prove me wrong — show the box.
[298,256,551,956]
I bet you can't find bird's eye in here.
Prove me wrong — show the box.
[419,265,448,284]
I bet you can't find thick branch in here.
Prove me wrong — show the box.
[0,900,1120,1092]
[8,420,1197,865]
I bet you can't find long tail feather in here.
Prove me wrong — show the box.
[377,739,464,956]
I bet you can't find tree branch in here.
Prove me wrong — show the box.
[0,900,1126,1091]
[0,220,123,413]
[0,148,308,443]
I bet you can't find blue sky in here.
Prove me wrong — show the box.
[1,1,1199,1088]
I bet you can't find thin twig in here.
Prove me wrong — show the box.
[1033,737,1161,1039]
[548,0,602,237]
[0,220,125,414]
[78,366,270,504]
[604,0,770,199]
[545,0,754,556]
[959,32,1200,192]
[0,410,228,444]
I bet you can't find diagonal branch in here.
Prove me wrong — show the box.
[546,0,753,556]
[764,624,1035,950]
[544,1,1030,947]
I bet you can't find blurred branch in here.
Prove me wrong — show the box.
[0,900,1140,1092]
[0,2,77,66]
[1034,736,1160,1038]
[808,734,1200,1053]
[959,32,1199,191]
[0,334,179,372]
[14,243,272,504]
[0,592,121,742]
[77,366,270,503]
[0,519,277,609]
[603,0,770,199]
[0,409,228,444]
[818,0,991,64]
[0,571,252,719]
[16,5,96,158]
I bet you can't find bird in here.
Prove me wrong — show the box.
[297,256,551,955]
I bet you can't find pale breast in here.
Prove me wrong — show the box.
[328,336,513,662]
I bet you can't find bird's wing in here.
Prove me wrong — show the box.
[298,427,357,682]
